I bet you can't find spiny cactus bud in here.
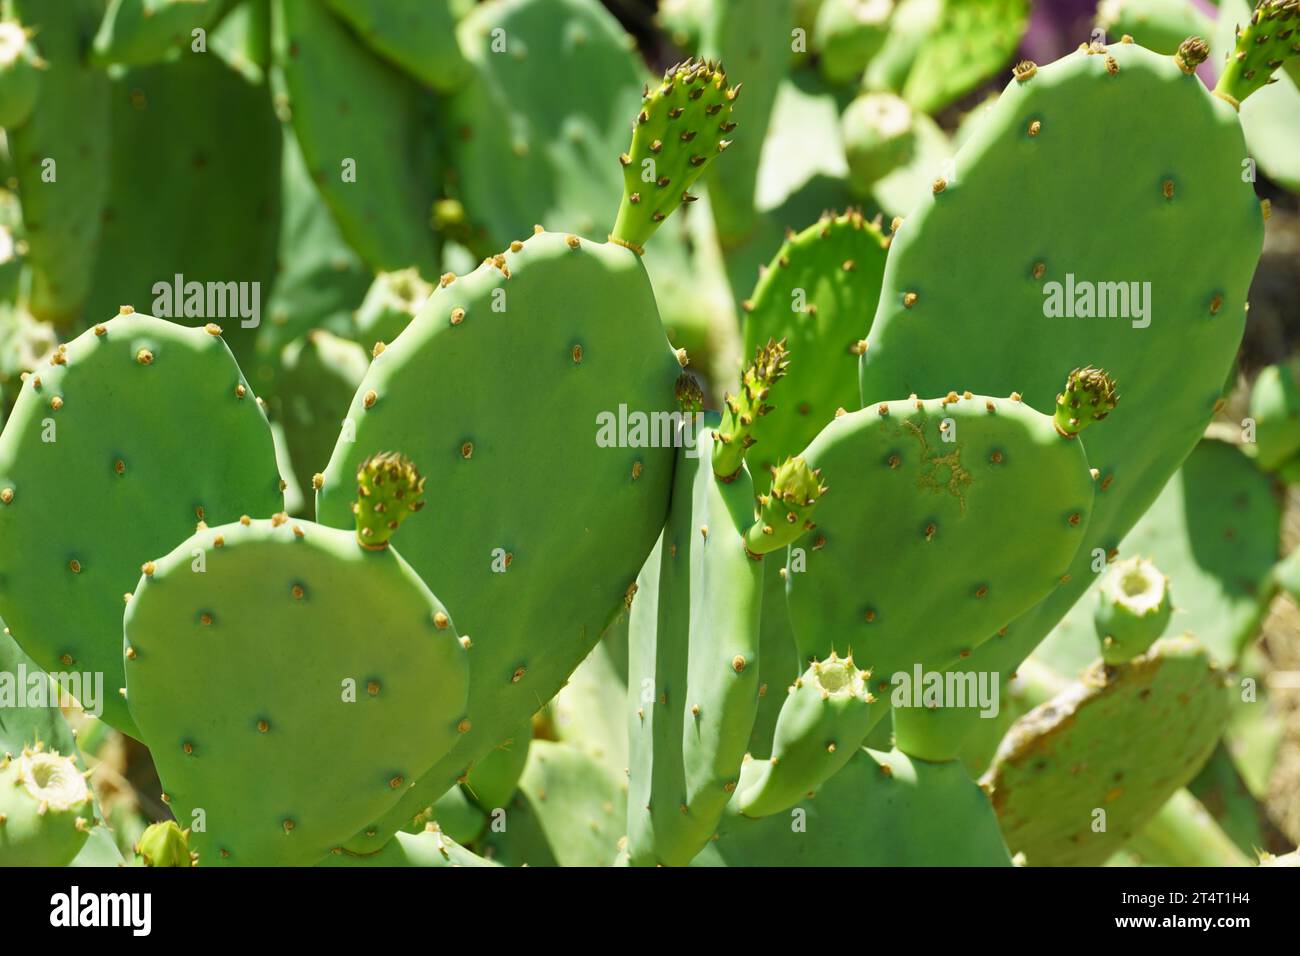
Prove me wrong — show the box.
[713,338,790,481]
[1053,366,1118,437]
[1214,3,1300,106]
[609,57,739,254]
[1094,557,1172,665]
[675,371,704,414]
[135,821,196,867]
[1173,36,1210,74]
[353,451,426,549]
[744,456,827,558]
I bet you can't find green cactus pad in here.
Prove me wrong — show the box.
[610,58,740,254]
[322,0,471,93]
[745,456,827,557]
[739,210,890,484]
[0,746,93,866]
[695,747,1012,866]
[447,0,645,248]
[786,391,1095,686]
[626,423,763,867]
[462,720,531,814]
[321,825,498,867]
[134,820,194,867]
[92,0,226,67]
[1037,438,1281,675]
[1097,0,1216,55]
[1214,0,1300,105]
[712,338,789,480]
[982,635,1229,866]
[863,41,1263,757]
[550,631,628,775]
[353,269,433,346]
[316,230,681,853]
[7,0,110,326]
[1249,357,1300,472]
[0,19,43,129]
[416,784,487,845]
[1094,557,1172,664]
[480,740,628,866]
[273,0,440,275]
[124,516,470,866]
[0,313,283,738]
[736,652,875,817]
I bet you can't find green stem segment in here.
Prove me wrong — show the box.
[712,338,789,481]
[609,57,740,254]
[353,452,426,549]
[1214,3,1300,106]
[743,456,826,558]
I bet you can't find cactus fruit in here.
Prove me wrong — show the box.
[317,230,682,853]
[0,746,93,866]
[739,210,890,483]
[863,40,1263,758]
[813,0,894,85]
[321,0,471,94]
[745,456,827,557]
[133,820,194,867]
[0,19,43,129]
[1214,0,1300,106]
[123,461,470,866]
[842,93,917,193]
[1094,558,1172,665]
[272,0,441,275]
[697,747,1012,866]
[0,314,284,738]
[982,635,1229,866]
[91,0,226,67]
[736,652,875,816]
[611,58,740,255]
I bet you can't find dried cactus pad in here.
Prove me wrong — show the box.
[982,634,1229,866]
[124,518,469,867]
[0,313,283,738]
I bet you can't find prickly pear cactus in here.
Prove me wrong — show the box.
[322,0,471,93]
[0,313,284,737]
[864,40,1264,755]
[0,745,94,866]
[91,0,227,67]
[124,457,470,866]
[1094,557,1172,664]
[983,635,1229,866]
[0,18,43,129]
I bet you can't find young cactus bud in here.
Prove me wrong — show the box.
[1053,366,1118,438]
[352,452,426,550]
[713,338,790,481]
[0,20,45,129]
[135,820,196,867]
[743,456,827,558]
[675,371,704,414]
[609,57,739,254]
[1094,557,1172,665]
[736,651,877,817]
[1214,4,1300,107]
[841,92,916,195]
[1173,36,1210,75]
